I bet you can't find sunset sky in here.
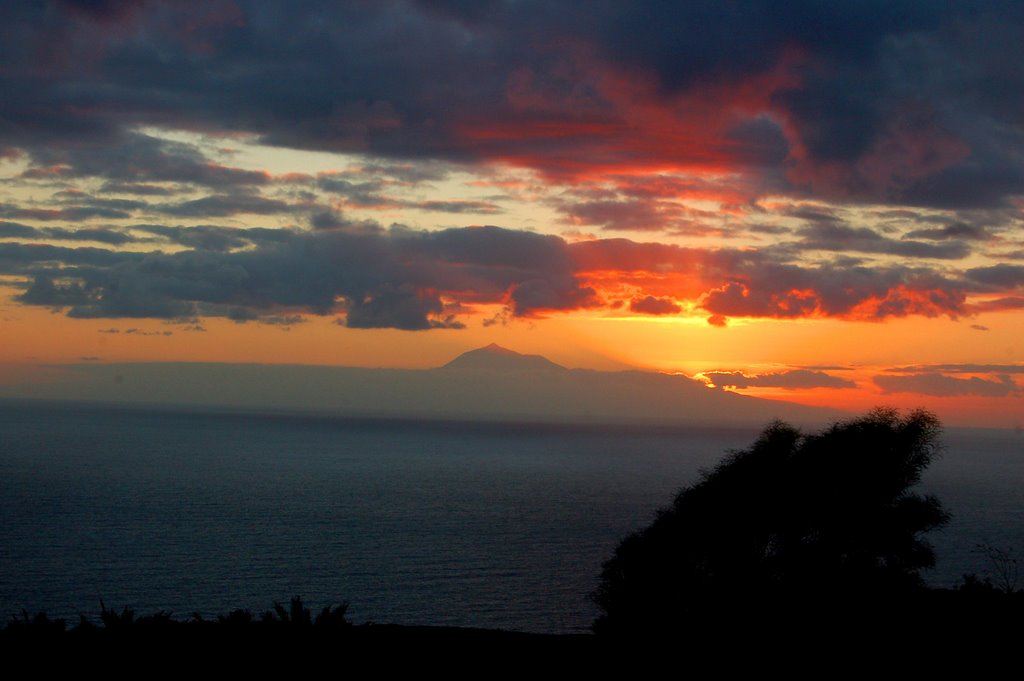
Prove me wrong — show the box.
[1,1,1022,427]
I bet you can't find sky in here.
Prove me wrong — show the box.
[1,0,1022,427]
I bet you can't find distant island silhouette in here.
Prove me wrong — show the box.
[2,344,840,427]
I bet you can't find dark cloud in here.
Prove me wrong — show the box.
[2,2,1021,210]
[158,193,295,218]
[700,263,968,323]
[307,210,357,232]
[722,114,791,167]
[346,287,462,331]
[409,225,574,275]
[786,207,843,225]
[704,370,856,390]
[54,0,140,23]
[795,223,971,260]
[0,242,144,270]
[0,209,1019,332]
[37,227,136,245]
[64,288,197,319]
[132,224,294,251]
[507,277,599,317]
[257,314,305,327]
[316,175,390,206]
[306,210,383,235]
[884,364,1024,375]
[309,210,346,231]
[903,223,990,241]
[18,275,92,307]
[0,203,132,222]
[893,136,1024,210]
[629,295,681,315]
[52,192,148,212]
[18,164,75,180]
[974,296,1024,312]
[748,224,791,235]
[874,373,1021,397]
[782,14,1024,208]
[966,264,1024,289]
[227,308,304,327]
[21,132,271,189]
[0,221,38,238]
[121,328,173,337]
[1,224,594,329]
[414,200,501,214]
[98,182,179,196]
[600,3,944,93]
[1,211,141,243]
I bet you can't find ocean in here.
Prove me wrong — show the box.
[1,400,1021,633]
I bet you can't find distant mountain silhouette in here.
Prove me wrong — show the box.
[2,345,843,427]
[442,343,566,372]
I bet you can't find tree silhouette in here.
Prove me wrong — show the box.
[593,408,950,634]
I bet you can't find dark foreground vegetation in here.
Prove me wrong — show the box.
[3,589,1021,669]
[3,409,1021,662]
[590,408,1024,657]
[596,408,952,632]
[1,597,596,667]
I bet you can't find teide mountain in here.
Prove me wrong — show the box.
[5,345,840,427]
[442,343,565,372]
[432,345,835,426]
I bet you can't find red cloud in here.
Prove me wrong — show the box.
[451,43,801,191]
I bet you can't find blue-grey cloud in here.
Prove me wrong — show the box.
[704,369,856,390]
[0,202,132,222]
[874,373,1021,397]
[132,224,294,251]
[884,363,1024,374]
[903,223,990,241]
[795,223,971,260]
[0,221,38,238]
[1,2,1022,211]
[2,224,595,329]
[1,222,1021,331]
[157,193,296,218]
[966,264,1024,290]
[19,132,271,189]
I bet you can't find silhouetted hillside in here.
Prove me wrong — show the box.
[2,345,842,427]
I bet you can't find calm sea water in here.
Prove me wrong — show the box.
[1,400,1021,633]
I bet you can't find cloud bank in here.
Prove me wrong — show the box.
[0,1,1022,330]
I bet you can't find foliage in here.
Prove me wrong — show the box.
[260,596,351,631]
[5,611,66,636]
[593,408,951,633]
[971,543,1020,594]
[3,596,351,643]
[99,600,135,630]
